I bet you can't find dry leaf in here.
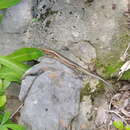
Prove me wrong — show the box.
[118,60,130,79]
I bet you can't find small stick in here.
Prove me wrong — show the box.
[10,104,23,119]
[108,110,127,125]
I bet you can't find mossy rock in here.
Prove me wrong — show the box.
[95,32,130,81]
[80,81,105,102]
[96,58,130,80]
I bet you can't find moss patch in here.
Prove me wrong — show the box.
[95,58,123,79]
[80,83,91,101]
[95,33,130,80]
[95,58,130,80]
[80,81,105,102]
[81,33,130,102]
[121,69,130,80]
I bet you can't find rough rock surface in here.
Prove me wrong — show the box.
[0,0,128,57]
[85,0,127,48]
[19,58,83,130]
[1,0,32,33]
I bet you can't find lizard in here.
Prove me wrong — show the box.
[40,48,112,87]
[23,48,112,103]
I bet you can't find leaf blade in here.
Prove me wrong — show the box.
[4,124,26,130]
[0,0,21,10]
[1,112,10,125]
[0,95,6,107]
[0,56,29,75]
[7,48,44,62]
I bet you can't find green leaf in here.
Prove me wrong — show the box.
[0,67,21,82]
[0,72,20,82]
[7,48,44,62]
[0,79,10,95]
[1,112,10,125]
[0,79,5,95]
[0,95,6,107]
[0,14,3,23]
[2,80,10,90]
[0,125,8,130]
[0,0,21,10]
[4,124,26,130]
[32,18,39,22]
[0,79,2,90]
[113,121,124,129]
[0,77,10,89]
[125,125,130,130]
[0,66,26,82]
[0,56,29,76]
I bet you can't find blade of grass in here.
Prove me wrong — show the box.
[7,48,44,62]
[0,56,29,75]
[0,0,21,10]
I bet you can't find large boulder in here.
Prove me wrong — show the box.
[0,0,128,59]
[19,58,83,130]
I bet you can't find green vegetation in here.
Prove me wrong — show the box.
[80,81,105,102]
[113,121,130,130]
[0,48,44,130]
[0,0,21,9]
[95,58,122,79]
[0,112,25,130]
[95,57,130,80]
[95,33,130,80]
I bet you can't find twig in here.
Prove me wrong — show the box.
[108,110,128,125]
[120,43,130,61]
[10,104,23,119]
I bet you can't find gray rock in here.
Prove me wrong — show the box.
[32,0,55,18]
[0,0,128,58]
[19,58,83,130]
[85,0,127,56]
[1,0,32,33]
[0,30,26,55]
[26,0,127,54]
[26,0,88,48]
[71,96,93,130]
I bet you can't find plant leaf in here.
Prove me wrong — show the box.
[0,0,21,10]
[0,67,23,82]
[0,72,20,82]
[0,79,5,96]
[4,124,26,130]
[0,95,6,107]
[126,125,130,130]
[0,66,25,82]
[0,125,8,130]
[1,112,11,125]
[0,79,2,90]
[0,56,29,76]
[2,80,10,90]
[7,48,44,62]
[113,121,124,129]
